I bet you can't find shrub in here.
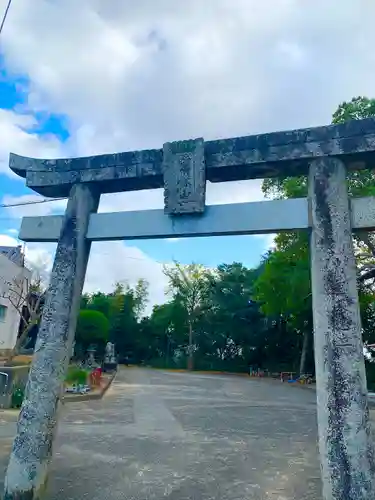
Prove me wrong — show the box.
[65,366,89,385]
[75,309,110,353]
[11,385,25,409]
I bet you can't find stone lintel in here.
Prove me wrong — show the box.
[9,117,375,197]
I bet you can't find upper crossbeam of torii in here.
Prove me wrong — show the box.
[12,117,375,243]
[9,117,375,198]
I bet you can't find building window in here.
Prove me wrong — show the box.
[0,305,7,322]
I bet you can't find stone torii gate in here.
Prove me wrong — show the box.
[4,119,375,499]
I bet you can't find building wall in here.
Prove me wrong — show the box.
[0,253,31,353]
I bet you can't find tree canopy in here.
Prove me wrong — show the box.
[75,309,110,353]
[257,96,375,375]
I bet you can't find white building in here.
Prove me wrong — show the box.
[0,246,31,356]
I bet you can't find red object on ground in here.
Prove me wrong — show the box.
[90,368,102,387]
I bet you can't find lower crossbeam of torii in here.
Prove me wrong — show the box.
[4,118,375,500]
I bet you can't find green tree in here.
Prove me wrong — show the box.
[201,263,263,366]
[75,309,110,354]
[163,262,211,370]
[139,300,188,366]
[254,238,312,374]
[76,259,314,374]
[86,292,112,319]
[263,96,375,202]
[332,96,375,123]
[108,282,139,361]
[80,280,150,363]
[133,278,149,320]
[204,262,298,373]
[80,293,90,310]
[258,96,375,374]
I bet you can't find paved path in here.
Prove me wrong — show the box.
[1,368,327,499]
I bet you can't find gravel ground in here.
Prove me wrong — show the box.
[0,367,361,499]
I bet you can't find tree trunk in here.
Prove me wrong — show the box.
[299,330,309,376]
[6,318,39,363]
[187,321,193,371]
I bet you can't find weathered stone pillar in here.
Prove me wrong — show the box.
[3,183,100,500]
[309,157,375,500]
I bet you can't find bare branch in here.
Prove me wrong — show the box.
[11,313,42,358]
[0,269,46,360]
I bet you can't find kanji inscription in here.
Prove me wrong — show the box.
[163,138,206,215]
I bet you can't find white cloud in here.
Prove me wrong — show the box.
[98,179,264,214]
[1,194,67,218]
[0,109,64,175]
[30,240,167,314]
[1,0,374,304]
[2,0,374,153]
[0,234,18,247]
[258,234,276,251]
[1,178,264,221]
[0,235,167,313]
[0,183,271,311]
[85,242,167,312]
[1,0,373,203]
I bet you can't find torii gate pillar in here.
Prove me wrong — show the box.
[3,184,99,500]
[309,157,375,499]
